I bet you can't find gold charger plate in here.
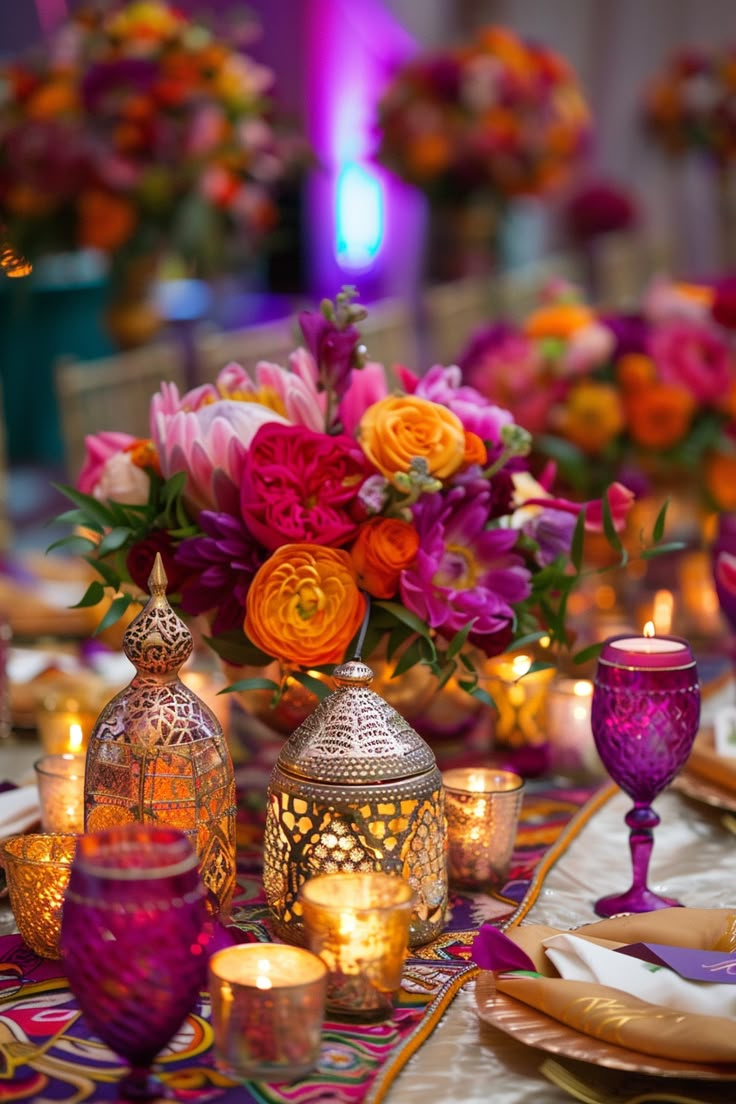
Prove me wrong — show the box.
[474,972,736,1081]
[673,770,736,813]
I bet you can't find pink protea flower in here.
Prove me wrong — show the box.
[648,319,734,405]
[400,472,531,656]
[77,430,137,495]
[151,380,289,513]
[240,422,371,551]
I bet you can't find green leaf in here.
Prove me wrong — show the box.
[640,541,686,560]
[204,631,273,667]
[458,681,496,708]
[391,637,427,678]
[95,594,134,635]
[86,557,123,589]
[46,534,99,556]
[652,498,669,544]
[572,642,603,665]
[458,652,476,673]
[69,580,106,609]
[97,526,133,557]
[52,483,116,530]
[50,508,103,529]
[601,493,624,555]
[374,601,432,639]
[221,677,279,695]
[570,509,586,573]
[386,623,411,661]
[510,630,547,652]
[292,670,333,701]
[446,619,477,661]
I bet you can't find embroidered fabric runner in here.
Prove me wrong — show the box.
[0,713,600,1104]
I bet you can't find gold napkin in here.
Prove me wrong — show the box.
[493,908,736,1064]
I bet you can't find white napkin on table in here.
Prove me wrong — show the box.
[543,932,736,1020]
[0,785,41,839]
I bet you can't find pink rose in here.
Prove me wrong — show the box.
[92,451,150,506]
[77,431,137,495]
[240,423,370,550]
[649,320,734,405]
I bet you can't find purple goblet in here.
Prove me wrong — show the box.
[60,824,209,1101]
[591,634,700,918]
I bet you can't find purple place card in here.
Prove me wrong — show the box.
[617,942,736,983]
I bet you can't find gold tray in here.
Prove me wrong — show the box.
[475,972,736,1080]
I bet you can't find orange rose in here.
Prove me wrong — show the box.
[245,544,366,667]
[359,395,466,486]
[523,303,594,339]
[616,353,657,392]
[463,431,487,468]
[350,517,420,599]
[624,383,694,450]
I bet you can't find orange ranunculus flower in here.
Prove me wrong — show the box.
[245,544,367,667]
[705,450,736,511]
[359,395,466,486]
[125,438,161,475]
[350,517,420,600]
[624,383,694,450]
[616,353,657,392]
[463,431,487,468]
[78,190,137,251]
[559,381,624,454]
[523,302,594,339]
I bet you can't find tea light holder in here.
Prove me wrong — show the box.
[442,768,524,890]
[36,704,94,756]
[34,754,85,833]
[209,943,327,1082]
[544,677,601,778]
[484,652,555,750]
[0,833,77,958]
[299,872,414,1021]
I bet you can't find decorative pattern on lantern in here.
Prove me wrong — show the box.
[83,554,237,918]
[262,660,447,948]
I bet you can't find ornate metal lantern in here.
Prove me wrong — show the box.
[263,659,447,947]
[83,555,237,917]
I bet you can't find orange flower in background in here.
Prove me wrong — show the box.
[523,302,594,339]
[705,450,736,510]
[558,382,624,454]
[616,353,657,392]
[359,395,466,486]
[78,189,137,251]
[463,431,487,467]
[25,80,77,119]
[406,133,453,179]
[624,383,694,450]
[350,517,420,599]
[125,438,161,476]
[245,544,367,667]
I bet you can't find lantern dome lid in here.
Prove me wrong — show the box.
[275,659,438,784]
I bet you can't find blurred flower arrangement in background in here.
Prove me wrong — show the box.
[0,0,297,277]
[459,276,736,512]
[51,289,666,711]
[643,45,736,167]
[375,25,592,204]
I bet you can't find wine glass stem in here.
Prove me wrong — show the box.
[118,1065,166,1101]
[626,802,660,894]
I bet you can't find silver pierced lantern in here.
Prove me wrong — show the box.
[263,659,447,947]
[83,554,237,917]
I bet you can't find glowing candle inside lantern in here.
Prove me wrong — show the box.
[34,753,85,833]
[442,768,524,890]
[209,944,327,1082]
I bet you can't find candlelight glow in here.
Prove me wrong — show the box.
[68,723,84,752]
[573,680,593,697]
[512,654,532,678]
[643,621,656,637]
[652,590,674,635]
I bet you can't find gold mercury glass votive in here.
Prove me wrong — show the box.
[0,833,77,958]
[299,871,415,1021]
[34,753,85,833]
[209,944,327,1082]
[442,768,524,890]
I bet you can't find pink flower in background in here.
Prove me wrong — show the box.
[649,320,734,404]
[240,423,370,551]
[339,362,389,436]
[564,322,615,375]
[643,277,713,325]
[458,325,551,434]
[78,431,137,496]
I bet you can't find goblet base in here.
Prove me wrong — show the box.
[118,1067,174,1101]
[594,886,683,918]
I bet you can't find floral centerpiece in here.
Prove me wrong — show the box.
[0,0,288,276]
[53,289,667,713]
[375,25,591,204]
[458,276,736,513]
[642,45,736,167]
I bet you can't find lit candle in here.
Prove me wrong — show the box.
[0,833,76,958]
[34,753,85,833]
[484,652,555,749]
[442,768,524,890]
[208,944,327,1082]
[603,626,694,669]
[299,872,414,1020]
[36,705,96,755]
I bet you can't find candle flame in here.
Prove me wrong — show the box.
[255,958,273,990]
[69,723,84,752]
[573,680,592,697]
[339,910,357,937]
[255,975,273,990]
[511,654,532,678]
[643,621,655,638]
[467,772,487,793]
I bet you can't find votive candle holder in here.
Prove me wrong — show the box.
[299,872,414,1021]
[443,768,524,890]
[0,833,77,958]
[209,944,327,1082]
[34,753,85,833]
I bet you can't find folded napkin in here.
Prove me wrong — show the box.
[473,908,736,1064]
[0,784,41,840]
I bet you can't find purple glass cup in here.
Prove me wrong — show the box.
[60,824,209,1101]
[591,634,700,918]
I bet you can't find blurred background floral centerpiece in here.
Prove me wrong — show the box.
[375,24,592,281]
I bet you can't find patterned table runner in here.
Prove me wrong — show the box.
[0,709,601,1104]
